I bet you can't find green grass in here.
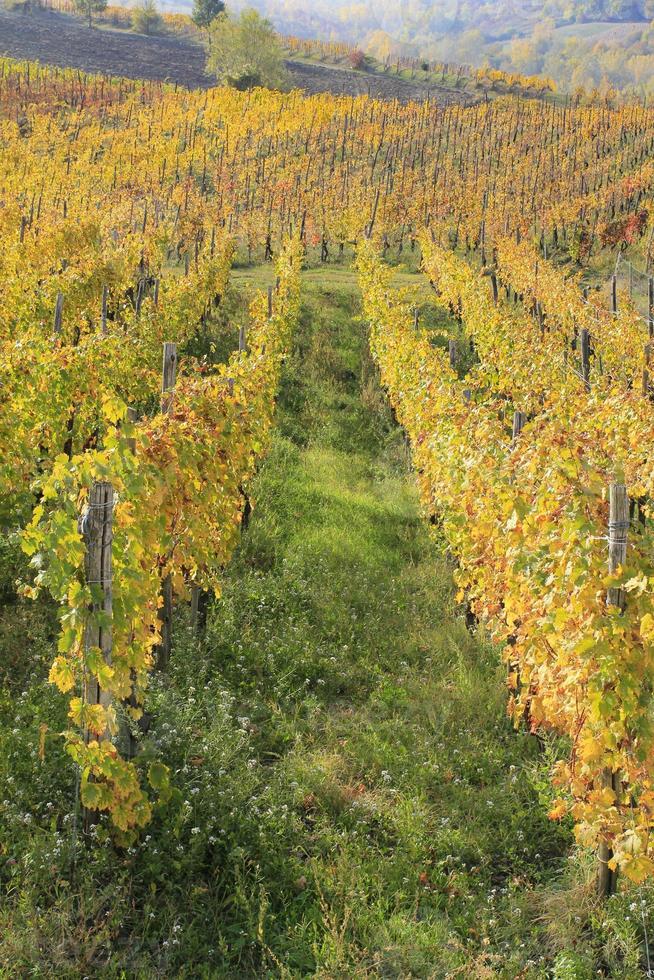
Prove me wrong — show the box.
[1,270,653,976]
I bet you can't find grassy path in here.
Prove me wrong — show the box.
[0,269,579,978]
[164,272,571,976]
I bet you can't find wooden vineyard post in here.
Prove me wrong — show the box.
[121,408,139,760]
[101,286,108,336]
[607,483,628,611]
[53,291,64,338]
[267,284,274,319]
[511,410,527,446]
[190,586,209,637]
[135,279,145,316]
[80,480,114,831]
[644,343,651,399]
[580,328,591,391]
[598,482,629,898]
[156,577,174,672]
[238,324,247,353]
[156,344,177,671]
[449,339,457,371]
[507,412,528,720]
[191,587,200,633]
[611,275,618,315]
[161,342,177,415]
[414,308,419,331]
[649,277,654,339]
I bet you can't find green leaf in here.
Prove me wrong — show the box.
[148,761,170,791]
[80,780,104,810]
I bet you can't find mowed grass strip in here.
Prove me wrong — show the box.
[2,270,602,979]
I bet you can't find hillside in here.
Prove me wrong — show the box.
[0,6,472,103]
[3,45,654,979]
[217,0,654,95]
[199,0,653,41]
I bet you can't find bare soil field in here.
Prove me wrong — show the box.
[0,7,473,104]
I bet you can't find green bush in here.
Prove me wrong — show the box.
[131,0,162,36]
[207,9,288,91]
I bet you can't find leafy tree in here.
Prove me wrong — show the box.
[74,0,107,28]
[192,0,224,29]
[131,0,162,35]
[349,49,367,70]
[207,9,288,90]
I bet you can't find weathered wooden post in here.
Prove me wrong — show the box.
[101,286,108,336]
[161,343,178,415]
[511,410,527,446]
[580,328,591,391]
[156,577,174,672]
[648,277,653,338]
[414,307,419,331]
[135,279,145,316]
[156,344,177,671]
[611,275,618,315]
[643,343,651,399]
[597,482,629,898]
[238,324,247,353]
[190,586,209,637]
[267,284,274,319]
[449,339,457,371]
[53,291,64,337]
[120,409,140,760]
[80,480,114,830]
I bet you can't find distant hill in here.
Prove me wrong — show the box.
[0,6,473,104]
[217,0,652,43]
[7,0,654,95]
[218,0,654,96]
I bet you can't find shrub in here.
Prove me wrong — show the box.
[207,9,287,91]
[191,0,223,29]
[131,0,162,35]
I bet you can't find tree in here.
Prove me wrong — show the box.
[74,0,107,28]
[131,0,162,35]
[192,0,224,29]
[207,9,288,90]
[349,49,367,70]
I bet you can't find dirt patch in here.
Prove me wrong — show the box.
[0,7,473,104]
[0,7,209,87]
[282,60,473,105]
